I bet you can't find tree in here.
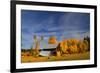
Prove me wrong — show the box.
[33,35,39,57]
[34,35,37,43]
[33,35,44,57]
[68,44,78,54]
[30,46,34,56]
[60,40,68,54]
[40,35,44,41]
[48,36,58,44]
[84,36,90,51]
[78,40,89,53]
[83,40,89,51]
[66,39,79,54]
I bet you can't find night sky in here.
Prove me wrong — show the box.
[21,10,90,49]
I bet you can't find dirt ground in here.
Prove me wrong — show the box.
[21,52,90,63]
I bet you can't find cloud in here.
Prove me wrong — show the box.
[58,12,90,31]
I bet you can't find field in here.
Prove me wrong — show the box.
[21,37,90,63]
[21,51,90,63]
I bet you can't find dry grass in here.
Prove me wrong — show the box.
[21,52,90,63]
